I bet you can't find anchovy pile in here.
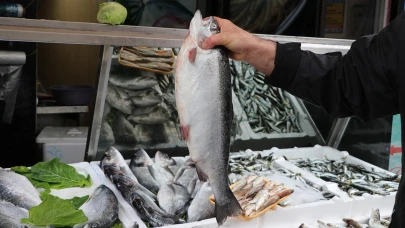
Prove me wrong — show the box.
[230,60,302,134]
[231,175,294,217]
[292,158,400,197]
[300,208,391,228]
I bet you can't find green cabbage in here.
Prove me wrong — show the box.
[97,2,128,25]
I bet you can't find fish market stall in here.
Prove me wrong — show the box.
[2,15,398,228]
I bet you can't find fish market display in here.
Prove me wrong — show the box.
[292,157,399,196]
[308,208,391,228]
[228,150,334,205]
[230,60,302,134]
[119,46,175,73]
[175,10,243,225]
[100,146,216,227]
[0,200,30,228]
[0,168,41,210]
[221,174,293,217]
[101,63,171,148]
[73,185,119,228]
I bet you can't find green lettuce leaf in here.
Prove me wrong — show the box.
[11,166,31,174]
[112,221,124,228]
[21,195,88,227]
[31,158,92,189]
[66,195,89,210]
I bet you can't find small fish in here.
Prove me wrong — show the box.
[187,182,215,222]
[124,88,162,107]
[154,151,176,180]
[343,218,364,228]
[157,182,191,215]
[245,177,266,198]
[244,204,256,217]
[174,166,197,191]
[109,73,158,91]
[125,46,173,58]
[369,208,386,228]
[256,195,279,212]
[120,59,173,72]
[234,182,253,200]
[232,178,247,192]
[128,106,170,124]
[120,49,174,63]
[73,185,119,228]
[0,169,41,210]
[0,200,30,228]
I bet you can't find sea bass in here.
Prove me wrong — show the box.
[73,185,119,228]
[174,10,242,225]
[0,200,30,228]
[0,169,41,210]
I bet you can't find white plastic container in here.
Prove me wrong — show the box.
[36,126,88,164]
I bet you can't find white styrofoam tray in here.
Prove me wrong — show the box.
[4,162,137,228]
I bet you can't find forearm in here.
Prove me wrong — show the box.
[263,11,404,121]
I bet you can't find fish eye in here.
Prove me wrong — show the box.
[210,23,217,30]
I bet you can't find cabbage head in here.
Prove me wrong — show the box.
[97,2,127,25]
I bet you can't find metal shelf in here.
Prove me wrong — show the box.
[37,106,88,114]
[0,17,353,53]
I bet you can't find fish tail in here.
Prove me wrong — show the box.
[215,187,243,226]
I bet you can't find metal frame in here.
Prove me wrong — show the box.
[86,45,113,161]
[0,17,355,160]
[326,117,351,148]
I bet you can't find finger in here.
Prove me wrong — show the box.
[202,32,234,50]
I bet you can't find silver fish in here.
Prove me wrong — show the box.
[175,10,243,225]
[153,151,175,180]
[129,152,161,193]
[132,194,176,227]
[133,124,154,144]
[73,185,119,228]
[369,208,386,228]
[134,149,171,186]
[0,169,41,210]
[111,174,169,217]
[100,147,157,200]
[187,182,215,222]
[106,84,134,115]
[109,73,158,91]
[174,166,197,191]
[0,200,30,228]
[157,182,190,215]
[124,88,162,107]
[128,106,170,124]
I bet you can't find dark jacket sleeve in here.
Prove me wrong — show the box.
[265,12,405,121]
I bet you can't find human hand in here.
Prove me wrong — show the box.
[201,17,277,76]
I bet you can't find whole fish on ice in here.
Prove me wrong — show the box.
[73,185,119,228]
[0,169,41,210]
[174,10,242,225]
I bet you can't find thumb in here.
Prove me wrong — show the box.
[201,33,232,50]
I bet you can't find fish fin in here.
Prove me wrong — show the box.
[195,164,208,182]
[215,188,243,226]
[188,48,197,63]
[180,125,190,141]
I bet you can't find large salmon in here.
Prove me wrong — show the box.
[174,10,243,225]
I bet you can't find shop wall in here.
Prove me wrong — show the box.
[37,0,103,92]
